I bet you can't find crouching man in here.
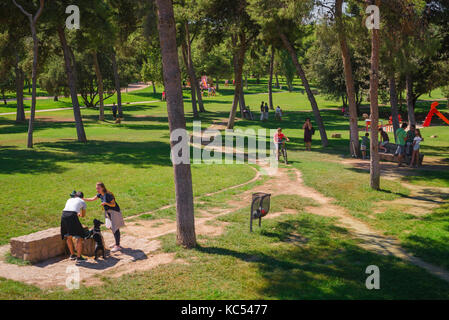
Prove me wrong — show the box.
[61,191,87,262]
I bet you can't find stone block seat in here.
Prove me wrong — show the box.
[10,227,96,263]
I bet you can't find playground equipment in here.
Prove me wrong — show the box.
[423,102,449,127]
[250,193,271,232]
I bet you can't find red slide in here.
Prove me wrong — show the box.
[422,102,449,127]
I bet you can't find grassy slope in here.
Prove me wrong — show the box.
[0,100,255,245]
[2,195,449,300]
[1,79,449,299]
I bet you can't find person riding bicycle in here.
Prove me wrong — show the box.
[274,128,289,160]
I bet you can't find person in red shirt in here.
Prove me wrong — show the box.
[273,128,290,160]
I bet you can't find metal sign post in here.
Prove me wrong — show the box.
[250,193,271,232]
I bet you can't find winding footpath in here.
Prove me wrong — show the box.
[1,124,448,288]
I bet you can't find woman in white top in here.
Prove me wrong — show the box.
[410,129,423,168]
[275,106,282,121]
[61,191,87,261]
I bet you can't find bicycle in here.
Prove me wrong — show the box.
[277,140,288,165]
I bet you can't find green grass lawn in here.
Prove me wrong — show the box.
[2,195,449,299]
[1,79,449,299]
[0,104,257,245]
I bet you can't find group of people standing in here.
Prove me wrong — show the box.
[259,101,284,122]
[395,123,423,168]
[60,182,125,262]
[360,123,423,168]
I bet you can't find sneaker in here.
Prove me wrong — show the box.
[76,256,87,262]
[110,246,121,252]
[69,254,77,260]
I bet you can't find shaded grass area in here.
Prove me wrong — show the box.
[292,157,410,220]
[288,150,449,270]
[373,203,449,270]
[0,110,256,245]
[1,79,449,299]
[402,170,449,188]
[2,195,449,299]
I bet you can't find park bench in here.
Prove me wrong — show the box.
[10,227,96,263]
[379,142,424,166]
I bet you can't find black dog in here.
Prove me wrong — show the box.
[87,219,106,260]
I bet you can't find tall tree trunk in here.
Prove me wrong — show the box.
[239,79,246,117]
[280,32,328,147]
[111,50,123,118]
[181,39,198,119]
[156,0,196,248]
[92,51,105,121]
[181,41,198,118]
[406,73,416,126]
[275,72,280,88]
[152,82,156,95]
[369,4,381,190]
[191,82,198,118]
[58,26,87,142]
[336,0,359,157]
[239,55,246,114]
[185,22,205,113]
[15,52,25,122]
[13,0,44,148]
[227,33,246,130]
[27,25,38,148]
[389,75,400,140]
[268,47,274,110]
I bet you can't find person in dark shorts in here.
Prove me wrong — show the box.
[61,191,87,261]
[406,124,416,157]
[112,102,117,120]
[395,122,408,167]
[303,118,313,151]
[85,182,125,252]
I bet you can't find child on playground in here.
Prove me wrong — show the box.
[361,133,370,160]
[410,129,424,168]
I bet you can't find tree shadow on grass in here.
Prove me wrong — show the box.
[0,140,173,175]
[196,217,449,299]
[0,146,65,174]
[38,140,173,168]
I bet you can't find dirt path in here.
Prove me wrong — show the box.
[1,128,449,289]
[289,168,449,282]
[340,157,449,216]
[3,83,149,104]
